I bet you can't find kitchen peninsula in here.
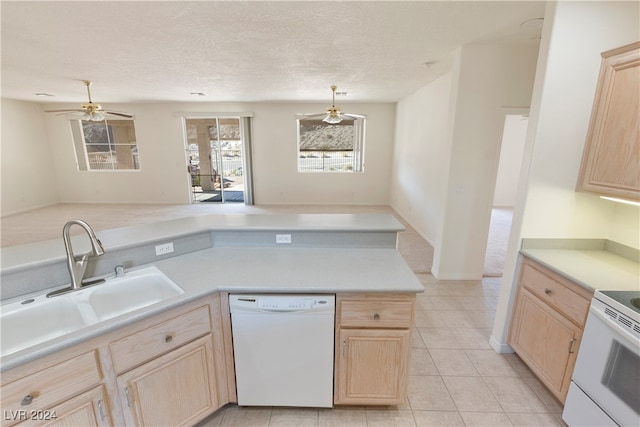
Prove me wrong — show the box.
[0,214,424,426]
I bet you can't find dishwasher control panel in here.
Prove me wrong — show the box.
[229,294,335,313]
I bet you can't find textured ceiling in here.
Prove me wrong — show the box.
[1,1,545,104]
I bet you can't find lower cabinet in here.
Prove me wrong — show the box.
[1,295,227,427]
[0,351,105,427]
[334,293,415,405]
[117,336,218,427]
[37,386,111,427]
[509,257,592,403]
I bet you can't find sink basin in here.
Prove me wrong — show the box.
[0,297,89,356]
[1,266,184,357]
[87,268,184,321]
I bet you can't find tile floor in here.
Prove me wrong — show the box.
[196,274,567,427]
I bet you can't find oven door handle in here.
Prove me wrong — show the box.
[589,306,638,347]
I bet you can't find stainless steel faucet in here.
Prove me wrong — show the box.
[63,219,105,290]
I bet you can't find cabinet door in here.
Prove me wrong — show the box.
[509,288,582,402]
[335,328,410,405]
[577,41,640,200]
[21,386,111,427]
[116,335,218,427]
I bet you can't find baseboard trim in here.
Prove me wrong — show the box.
[490,335,514,353]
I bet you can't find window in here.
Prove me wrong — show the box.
[71,119,139,170]
[296,115,366,172]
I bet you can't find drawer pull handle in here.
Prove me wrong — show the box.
[165,335,173,343]
[568,338,576,354]
[21,395,33,406]
[544,288,552,295]
[373,313,380,320]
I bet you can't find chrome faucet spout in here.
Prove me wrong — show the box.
[63,220,105,290]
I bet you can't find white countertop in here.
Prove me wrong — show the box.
[520,247,639,292]
[1,215,422,371]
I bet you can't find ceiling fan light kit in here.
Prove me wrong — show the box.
[323,85,345,124]
[45,80,133,121]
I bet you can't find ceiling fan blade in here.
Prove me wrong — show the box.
[104,111,134,118]
[44,109,85,113]
[342,113,366,119]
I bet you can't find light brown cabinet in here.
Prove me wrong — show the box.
[334,293,414,405]
[1,295,228,427]
[34,386,111,427]
[509,257,593,403]
[577,41,640,200]
[0,351,107,427]
[116,336,218,427]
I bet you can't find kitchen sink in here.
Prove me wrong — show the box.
[0,266,184,357]
[0,297,89,357]
[87,268,184,321]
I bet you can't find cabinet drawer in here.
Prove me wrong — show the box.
[1,351,102,427]
[520,261,591,326]
[110,305,211,373]
[340,300,413,328]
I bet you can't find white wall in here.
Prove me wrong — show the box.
[1,99,60,215]
[493,115,528,207]
[518,0,640,247]
[1,101,395,210]
[251,103,395,205]
[434,43,539,280]
[390,73,454,246]
[491,0,640,352]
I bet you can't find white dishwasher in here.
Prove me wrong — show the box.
[229,294,335,408]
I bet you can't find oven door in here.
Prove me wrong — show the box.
[571,303,640,427]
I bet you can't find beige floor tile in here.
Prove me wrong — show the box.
[502,353,535,378]
[365,409,416,426]
[428,349,479,376]
[442,376,502,412]
[483,376,548,413]
[195,405,227,426]
[413,310,446,328]
[220,406,272,426]
[506,412,564,427]
[318,408,367,427]
[416,296,463,311]
[407,376,457,411]
[464,350,519,377]
[412,328,427,349]
[455,295,498,311]
[412,411,464,426]
[269,408,319,426]
[449,328,493,350]
[434,311,477,328]
[417,328,461,349]
[459,411,513,426]
[523,377,564,413]
[467,310,496,328]
[410,348,439,376]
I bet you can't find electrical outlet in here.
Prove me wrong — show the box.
[276,234,292,244]
[155,242,174,256]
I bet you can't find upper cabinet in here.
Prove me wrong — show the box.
[576,41,640,201]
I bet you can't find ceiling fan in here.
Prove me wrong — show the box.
[45,80,133,121]
[299,86,365,123]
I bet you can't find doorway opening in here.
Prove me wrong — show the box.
[185,117,247,203]
[484,112,529,277]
